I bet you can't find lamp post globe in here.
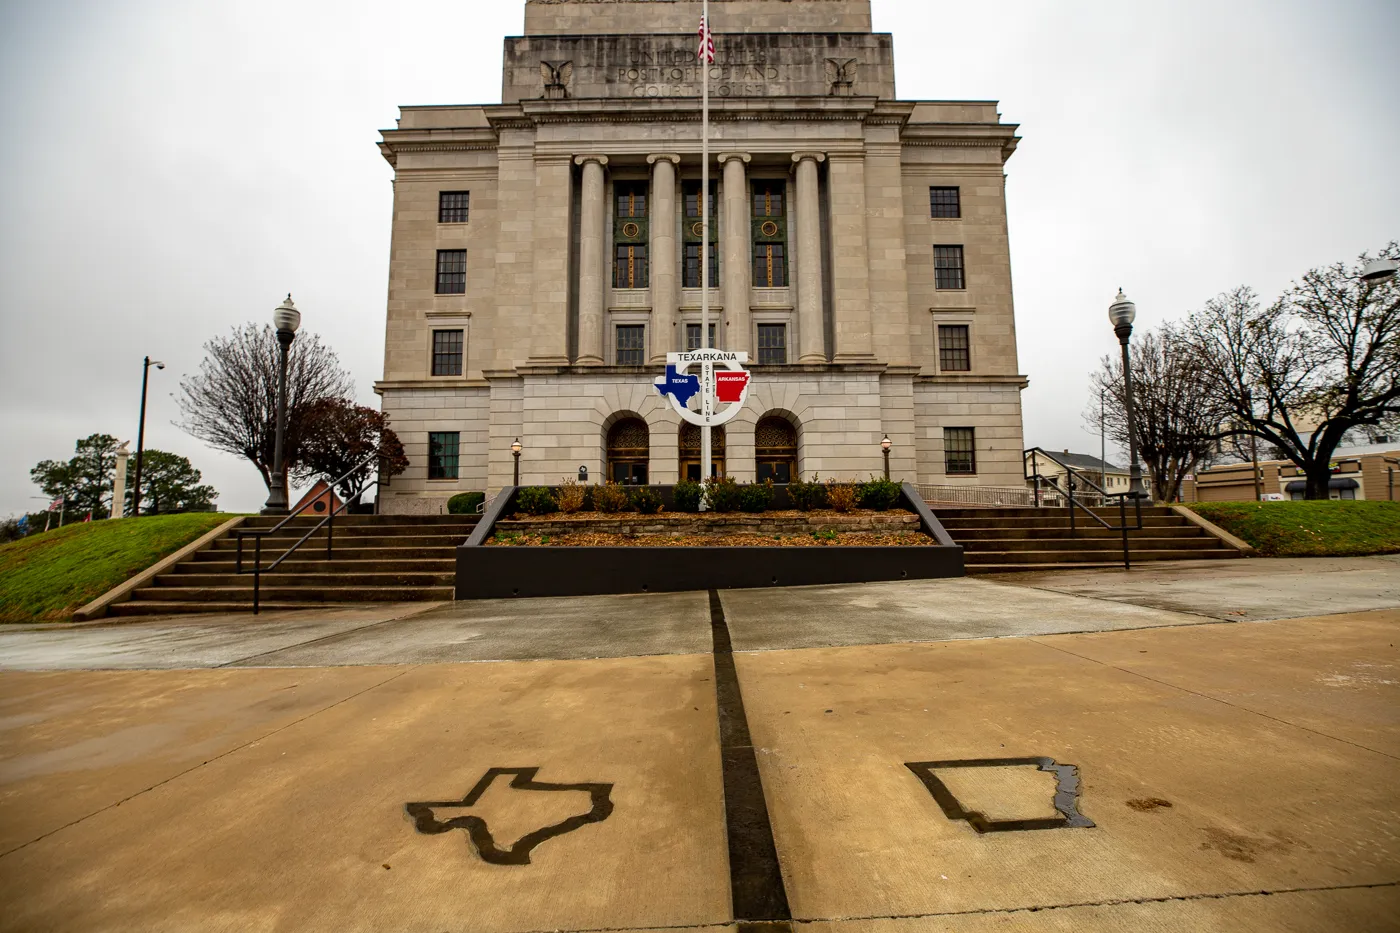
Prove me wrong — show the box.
[262,294,300,515]
[511,438,523,486]
[881,434,892,480]
[1108,289,1148,500]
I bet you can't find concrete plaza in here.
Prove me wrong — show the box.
[0,556,1397,931]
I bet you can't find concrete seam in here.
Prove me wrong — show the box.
[0,668,411,860]
[1029,639,1400,763]
[988,580,1231,623]
[213,603,448,668]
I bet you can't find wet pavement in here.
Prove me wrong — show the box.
[0,556,1397,931]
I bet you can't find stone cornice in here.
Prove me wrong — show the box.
[915,373,1030,388]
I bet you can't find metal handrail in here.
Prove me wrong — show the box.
[234,450,383,614]
[1023,447,1145,569]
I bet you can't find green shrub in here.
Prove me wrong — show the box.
[592,483,631,513]
[515,486,558,515]
[858,477,903,511]
[786,475,826,511]
[705,476,743,513]
[739,480,774,513]
[673,480,704,512]
[630,486,664,514]
[447,491,485,514]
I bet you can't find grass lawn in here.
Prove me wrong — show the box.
[1187,500,1400,558]
[0,514,234,623]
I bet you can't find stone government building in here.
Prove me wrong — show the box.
[375,0,1028,511]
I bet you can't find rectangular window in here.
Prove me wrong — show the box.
[615,181,647,218]
[438,191,470,223]
[614,244,649,289]
[752,183,785,218]
[753,243,788,288]
[757,323,787,365]
[686,323,716,350]
[683,243,719,289]
[944,427,976,475]
[431,329,464,376]
[427,431,460,480]
[616,324,645,365]
[436,249,466,294]
[929,186,960,219]
[937,324,970,372]
[684,180,716,222]
[934,245,965,290]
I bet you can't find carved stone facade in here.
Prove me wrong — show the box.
[375,0,1028,511]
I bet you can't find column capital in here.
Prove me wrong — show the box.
[791,151,827,164]
[646,153,681,165]
[573,154,609,167]
[717,152,751,165]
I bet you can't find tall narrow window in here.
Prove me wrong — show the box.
[686,323,716,350]
[937,325,970,372]
[934,245,965,290]
[439,191,470,223]
[432,329,464,376]
[613,181,649,289]
[757,324,787,365]
[929,186,960,219]
[944,427,976,474]
[616,324,645,365]
[436,249,466,294]
[683,180,718,288]
[751,180,788,288]
[428,432,460,479]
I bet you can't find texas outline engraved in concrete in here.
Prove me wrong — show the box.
[406,767,615,865]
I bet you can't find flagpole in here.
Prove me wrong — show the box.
[700,0,711,499]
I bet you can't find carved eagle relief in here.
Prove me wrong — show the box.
[825,57,857,96]
[541,60,574,99]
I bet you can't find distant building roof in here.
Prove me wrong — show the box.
[1027,450,1126,473]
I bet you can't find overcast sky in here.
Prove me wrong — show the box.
[1,0,1396,517]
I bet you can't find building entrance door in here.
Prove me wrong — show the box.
[679,424,725,481]
[755,416,797,483]
[607,418,650,484]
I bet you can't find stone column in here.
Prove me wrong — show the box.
[530,155,574,363]
[647,154,680,360]
[792,152,827,362]
[718,152,751,353]
[574,154,609,364]
[111,441,130,519]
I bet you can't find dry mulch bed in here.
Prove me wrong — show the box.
[509,508,909,522]
[486,530,933,547]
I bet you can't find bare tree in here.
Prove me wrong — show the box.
[298,399,409,505]
[176,324,354,498]
[1087,325,1224,503]
[1191,244,1400,499]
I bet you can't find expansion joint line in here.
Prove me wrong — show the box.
[0,668,411,860]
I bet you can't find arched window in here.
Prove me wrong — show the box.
[755,416,798,483]
[606,418,649,484]
[679,424,725,482]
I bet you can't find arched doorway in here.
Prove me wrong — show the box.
[679,424,725,481]
[755,415,798,483]
[606,417,650,484]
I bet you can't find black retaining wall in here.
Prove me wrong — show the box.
[456,483,964,599]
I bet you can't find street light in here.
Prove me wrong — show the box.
[130,356,165,518]
[262,295,301,515]
[881,434,892,481]
[1108,289,1148,500]
[511,438,523,486]
[1361,258,1398,282]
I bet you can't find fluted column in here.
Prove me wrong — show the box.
[793,152,827,362]
[647,153,680,360]
[574,154,609,364]
[718,152,751,353]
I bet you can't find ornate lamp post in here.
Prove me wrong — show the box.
[881,434,892,481]
[261,295,301,515]
[1108,289,1148,500]
[130,356,165,517]
[511,438,523,486]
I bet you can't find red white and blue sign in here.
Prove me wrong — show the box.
[654,349,751,426]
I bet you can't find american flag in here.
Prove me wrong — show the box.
[697,15,715,64]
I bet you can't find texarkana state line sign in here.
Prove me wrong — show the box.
[654,349,751,426]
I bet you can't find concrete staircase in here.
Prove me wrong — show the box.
[109,514,477,616]
[933,505,1242,574]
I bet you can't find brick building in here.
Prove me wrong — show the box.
[374,0,1028,510]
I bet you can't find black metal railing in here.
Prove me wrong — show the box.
[1023,447,1145,569]
[235,451,383,614]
